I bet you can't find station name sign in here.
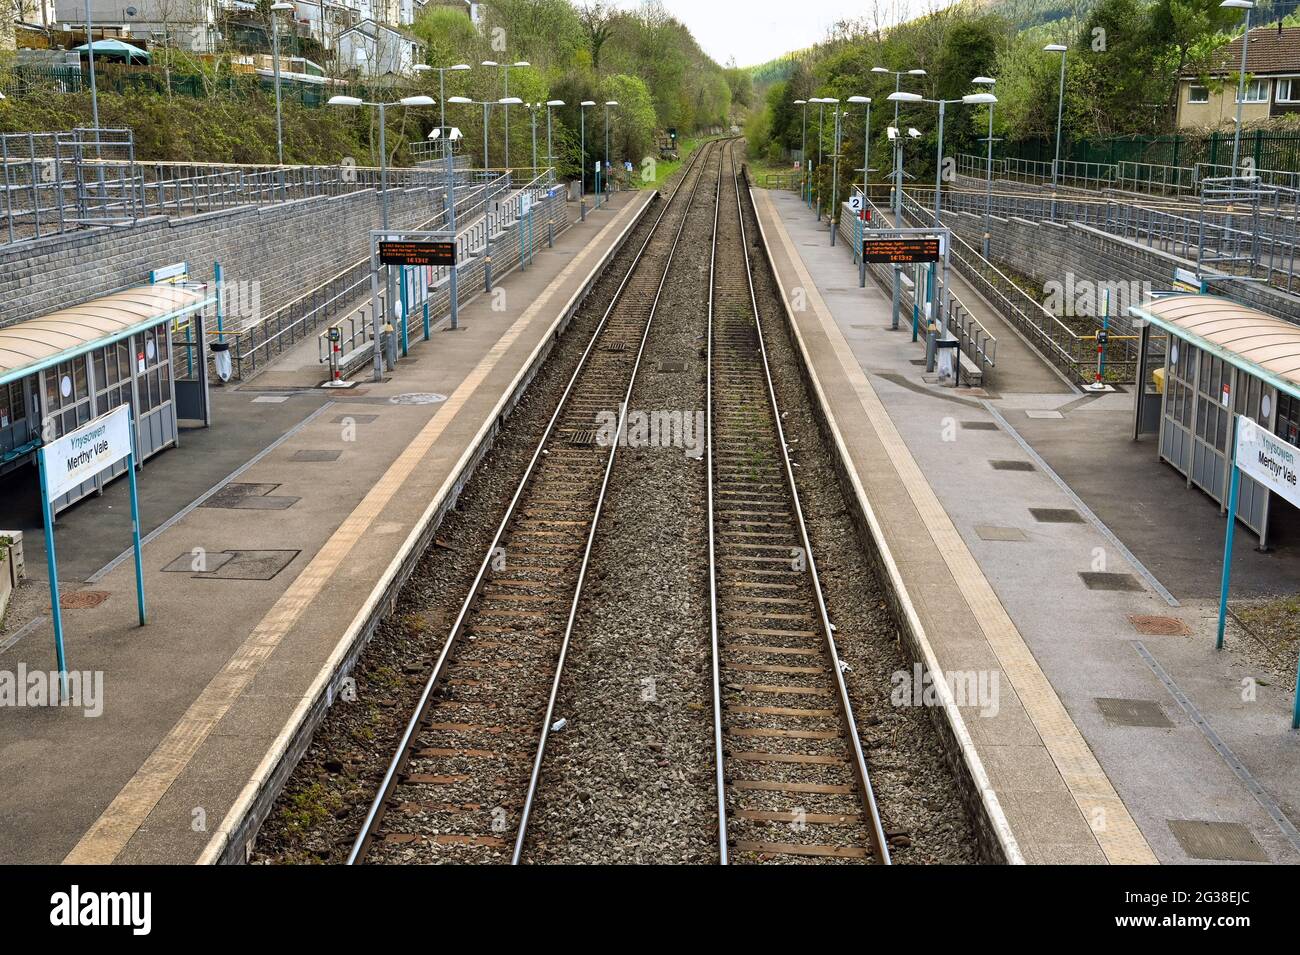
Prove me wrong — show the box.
[378,240,457,267]
[862,236,942,264]
[1236,415,1300,509]
[41,405,132,500]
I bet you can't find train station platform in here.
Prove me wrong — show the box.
[0,188,654,865]
[753,185,1300,865]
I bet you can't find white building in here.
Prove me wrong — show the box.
[55,0,220,52]
[336,18,423,78]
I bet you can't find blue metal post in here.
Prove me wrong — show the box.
[1216,418,1241,650]
[399,267,409,357]
[422,268,431,341]
[214,261,225,342]
[36,452,68,701]
[127,409,146,627]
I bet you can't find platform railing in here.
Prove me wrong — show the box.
[222,171,516,379]
[896,190,1126,382]
[316,173,571,380]
[0,126,506,250]
[844,189,997,381]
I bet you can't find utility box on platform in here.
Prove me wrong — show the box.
[0,531,25,586]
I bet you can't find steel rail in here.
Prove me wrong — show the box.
[509,140,728,864]
[346,138,720,865]
[704,136,729,865]
[725,146,891,864]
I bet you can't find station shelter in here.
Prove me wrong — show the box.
[1129,294,1300,548]
[0,283,215,515]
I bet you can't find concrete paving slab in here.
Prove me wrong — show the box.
[0,189,654,864]
[757,185,1300,865]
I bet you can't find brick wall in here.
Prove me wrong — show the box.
[0,186,442,329]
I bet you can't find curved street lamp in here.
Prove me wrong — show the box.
[414,62,471,131]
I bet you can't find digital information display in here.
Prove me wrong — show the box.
[862,237,942,264]
[378,240,457,267]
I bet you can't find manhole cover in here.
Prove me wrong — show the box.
[61,590,109,609]
[990,459,1035,472]
[1079,571,1143,592]
[974,524,1026,542]
[292,449,342,462]
[202,483,299,510]
[1030,507,1085,524]
[1168,820,1268,863]
[388,393,447,405]
[569,429,598,446]
[603,342,628,353]
[658,360,688,372]
[195,550,300,581]
[332,414,378,424]
[1128,614,1192,636]
[1096,697,1172,727]
[961,421,998,431]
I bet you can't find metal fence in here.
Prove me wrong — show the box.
[317,169,570,379]
[900,189,1131,383]
[842,188,998,382]
[1008,129,1300,177]
[224,170,517,379]
[934,180,1300,296]
[0,126,506,250]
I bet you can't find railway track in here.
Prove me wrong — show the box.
[348,138,724,864]
[708,142,891,864]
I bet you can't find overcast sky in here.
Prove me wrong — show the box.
[638,0,947,67]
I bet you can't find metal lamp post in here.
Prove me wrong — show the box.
[887,89,997,227]
[825,98,842,245]
[793,99,808,206]
[414,62,471,132]
[871,66,927,136]
[545,99,565,172]
[580,100,594,219]
[498,96,524,170]
[886,124,922,330]
[427,125,463,329]
[1044,43,1068,220]
[269,1,294,165]
[973,76,997,258]
[1222,0,1255,178]
[813,97,826,219]
[328,93,435,381]
[527,102,540,169]
[847,95,872,202]
[84,0,100,131]
[483,59,529,168]
[603,100,618,204]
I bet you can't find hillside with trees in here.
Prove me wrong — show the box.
[745,0,1300,189]
[0,0,731,174]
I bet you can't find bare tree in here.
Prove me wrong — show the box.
[1,3,16,55]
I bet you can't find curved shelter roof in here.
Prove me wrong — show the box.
[0,285,211,389]
[1128,294,1300,402]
